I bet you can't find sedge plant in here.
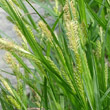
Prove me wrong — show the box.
[0,0,110,110]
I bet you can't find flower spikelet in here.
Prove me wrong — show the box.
[67,21,82,75]
[63,0,78,21]
[26,25,36,41]
[56,46,65,63]
[83,52,92,80]
[7,95,21,109]
[0,38,41,66]
[5,52,16,65]
[0,38,31,56]
[38,21,53,43]
[3,44,44,76]
[64,0,86,46]
[54,0,60,15]
[105,62,108,89]
[70,0,78,20]
[61,70,76,94]
[63,1,71,21]
[96,40,101,59]
[78,23,87,47]
[14,25,28,49]
[67,21,80,51]
[45,56,61,76]
[0,39,46,77]
[34,92,41,107]
[17,81,23,98]
[74,68,85,102]
[5,52,22,80]
[0,75,14,96]
[66,21,86,102]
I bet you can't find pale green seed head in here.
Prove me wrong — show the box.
[7,95,21,109]
[38,21,53,43]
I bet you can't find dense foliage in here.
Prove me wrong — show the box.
[0,0,110,110]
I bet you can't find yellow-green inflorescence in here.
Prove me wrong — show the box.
[55,45,76,94]
[0,38,30,56]
[54,0,60,15]
[0,75,14,96]
[5,52,21,77]
[38,21,53,44]
[14,25,28,50]
[5,52,24,96]
[96,40,102,59]
[63,0,88,105]
[0,38,45,73]
[7,95,21,109]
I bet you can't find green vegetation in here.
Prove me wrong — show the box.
[0,0,110,109]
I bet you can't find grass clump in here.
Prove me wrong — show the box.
[0,0,110,110]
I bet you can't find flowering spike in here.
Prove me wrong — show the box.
[38,21,53,43]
